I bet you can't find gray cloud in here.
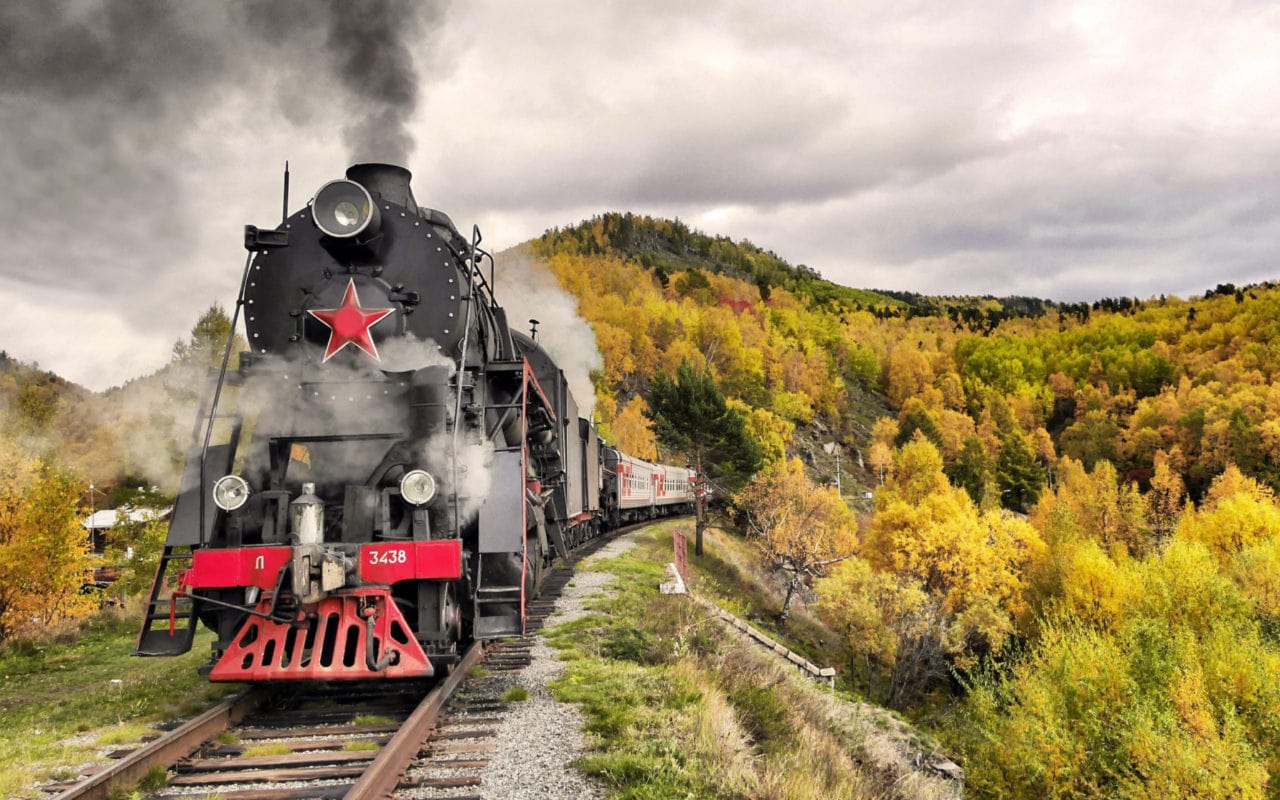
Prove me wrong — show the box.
[2,0,1280,388]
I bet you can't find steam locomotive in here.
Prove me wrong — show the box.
[135,164,695,681]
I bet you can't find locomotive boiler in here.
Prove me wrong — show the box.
[135,164,695,681]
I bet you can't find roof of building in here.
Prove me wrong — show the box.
[81,506,172,530]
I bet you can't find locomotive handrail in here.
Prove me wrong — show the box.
[447,227,483,537]
[197,250,256,548]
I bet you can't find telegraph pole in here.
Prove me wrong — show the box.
[693,473,706,556]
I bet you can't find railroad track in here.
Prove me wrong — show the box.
[49,524,637,800]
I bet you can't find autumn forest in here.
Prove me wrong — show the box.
[536,214,1280,799]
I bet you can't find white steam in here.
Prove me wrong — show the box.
[419,429,494,524]
[490,246,603,419]
[235,336,497,523]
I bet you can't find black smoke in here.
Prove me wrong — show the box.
[0,0,440,162]
[0,0,448,378]
[242,0,444,164]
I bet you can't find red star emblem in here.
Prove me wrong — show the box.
[307,279,394,362]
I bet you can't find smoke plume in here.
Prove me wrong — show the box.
[234,339,497,523]
[0,0,447,351]
[244,0,444,165]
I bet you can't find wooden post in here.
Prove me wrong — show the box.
[673,530,689,583]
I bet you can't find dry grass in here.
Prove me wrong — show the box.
[709,639,879,799]
[683,663,757,793]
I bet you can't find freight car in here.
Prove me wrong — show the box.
[135,164,694,681]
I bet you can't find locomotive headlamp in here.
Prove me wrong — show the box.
[312,179,381,239]
[212,474,251,512]
[400,469,437,506]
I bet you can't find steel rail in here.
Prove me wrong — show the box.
[52,687,270,800]
[344,640,485,800]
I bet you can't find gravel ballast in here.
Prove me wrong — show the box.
[399,535,636,799]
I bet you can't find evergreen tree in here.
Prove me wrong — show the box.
[895,403,943,448]
[997,430,1046,512]
[646,361,763,554]
[946,436,992,505]
[171,303,235,370]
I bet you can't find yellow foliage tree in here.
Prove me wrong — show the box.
[1145,449,1186,546]
[1053,541,1140,631]
[886,343,935,409]
[816,558,948,707]
[867,440,893,486]
[1231,538,1280,629]
[0,443,96,644]
[727,399,792,466]
[862,437,1044,666]
[1175,466,1280,564]
[1032,456,1148,556]
[607,395,657,461]
[735,458,858,618]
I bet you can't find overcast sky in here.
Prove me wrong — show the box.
[2,0,1279,391]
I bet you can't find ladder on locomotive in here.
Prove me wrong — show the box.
[470,359,566,638]
[470,359,525,638]
[136,371,242,656]
[135,546,196,655]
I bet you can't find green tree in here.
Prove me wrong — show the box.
[946,436,992,505]
[997,431,1046,512]
[103,514,169,598]
[895,401,942,448]
[646,361,763,554]
[171,303,236,370]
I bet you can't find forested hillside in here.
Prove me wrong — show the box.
[533,215,1280,799]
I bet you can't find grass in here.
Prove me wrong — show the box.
[544,520,884,799]
[93,722,152,746]
[0,602,239,799]
[500,686,530,702]
[105,763,168,800]
[350,714,394,726]
[343,740,380,752]
[241,743,292,757]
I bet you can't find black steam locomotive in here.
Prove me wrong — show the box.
[135,164,695,681]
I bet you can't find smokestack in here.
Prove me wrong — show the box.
[346,163,417,211]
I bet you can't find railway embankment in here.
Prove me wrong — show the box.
[543,519,963,800]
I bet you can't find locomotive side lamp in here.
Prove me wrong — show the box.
[311,179,382,239]
[212,474,251,512]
